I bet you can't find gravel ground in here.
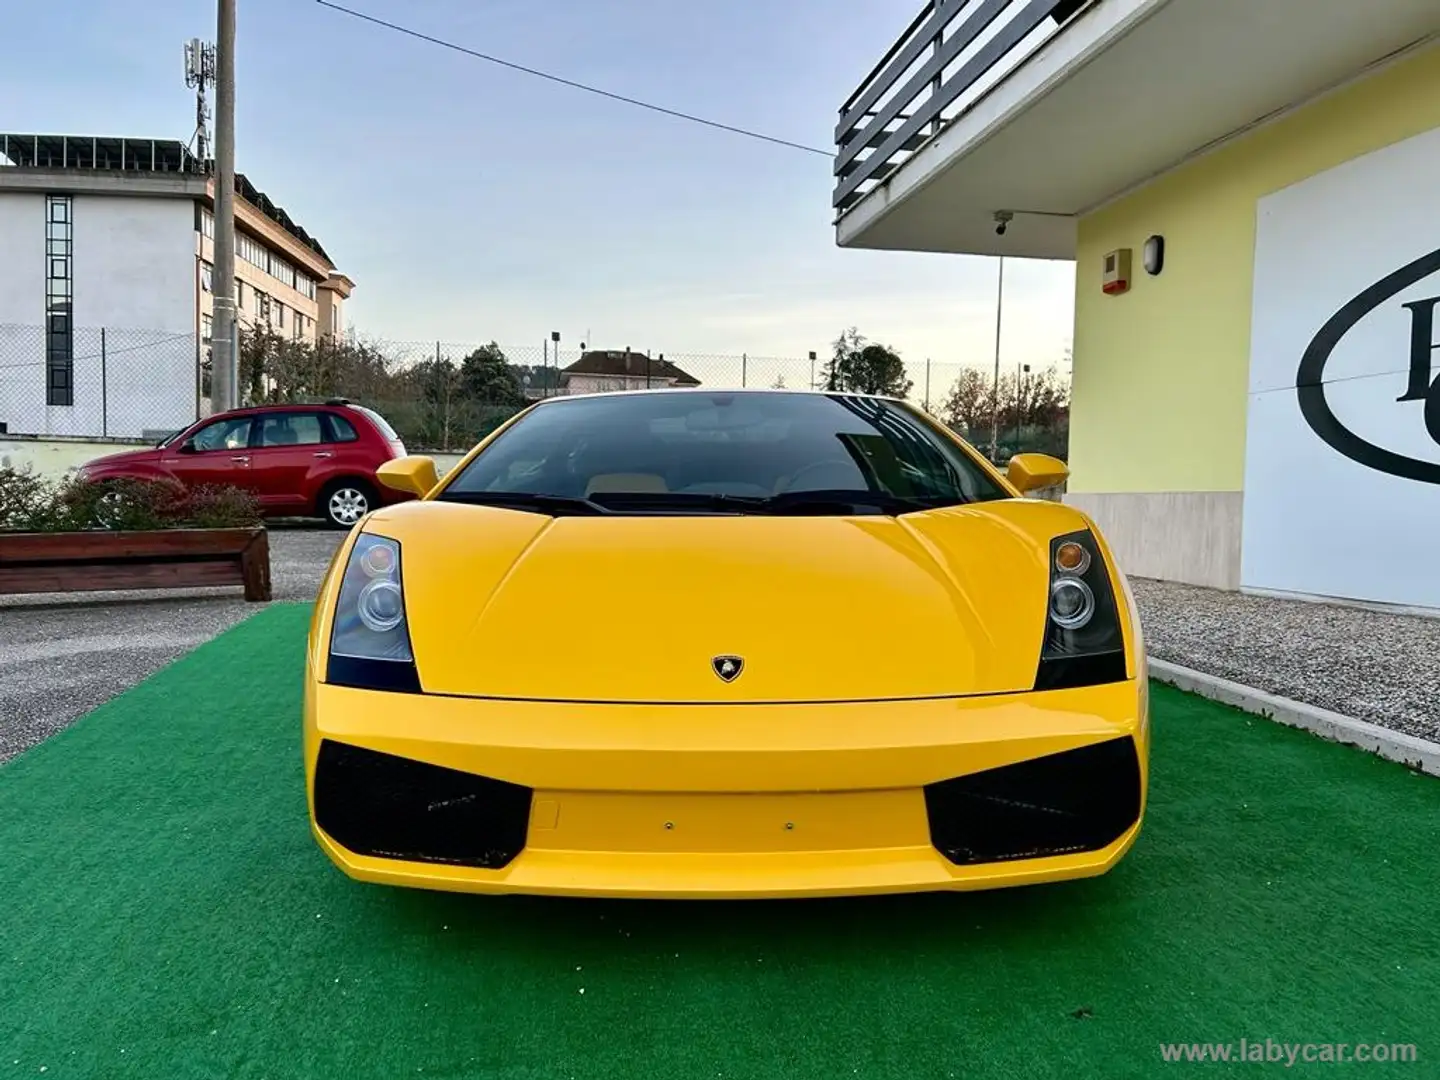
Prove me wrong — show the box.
[4,528,1438,763]
[0,528,343,763]
[1132,577,1440,742]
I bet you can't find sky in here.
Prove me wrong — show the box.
[1,0,1075,387]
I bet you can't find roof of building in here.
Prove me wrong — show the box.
[561,350,701,387]
[0,133,330,262]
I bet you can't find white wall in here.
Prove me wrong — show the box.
[0,193,197,439]
[0,193,45,326]
[1242,124,1440,609]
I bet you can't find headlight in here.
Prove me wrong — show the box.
[1049,576,1095,629]
[1034,529,1127,691]
[327,533,420,693]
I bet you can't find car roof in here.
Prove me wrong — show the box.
[529,387,908,407]
[205,401,358,418]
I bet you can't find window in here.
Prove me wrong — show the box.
[268,252,297,290]
[45,195,73,407]
[274,302,284,328]
[201,313,213,344]
[235,279,246,309]
[237,232,269,270]
[200,209,215,239]
[442,391,1008,511]
[257,412,323,447]
[256,291,271,324]
[191,416,253,452]
[351,405,400,442]
[297,275,316,300]
[201,261,213,292]
[326,413,360,442]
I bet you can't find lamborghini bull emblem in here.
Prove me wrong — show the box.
[711,655,744,682]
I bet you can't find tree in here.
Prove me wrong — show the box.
[399,357,464,450]
[939,367,992,438]
[459,343,526,407]
[238,326,396,405]
[510,363,560,394]
[771,374,788,389]
[822,327,912,397]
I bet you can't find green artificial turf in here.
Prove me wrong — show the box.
[3,604,1439,1080]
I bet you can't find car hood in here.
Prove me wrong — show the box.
[82,447,164,470]
[363,498,1104,703]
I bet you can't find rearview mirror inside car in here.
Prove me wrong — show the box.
[1006,452,1069,494]
[377,455,439,498]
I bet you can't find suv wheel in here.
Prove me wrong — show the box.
[320,480,374,529]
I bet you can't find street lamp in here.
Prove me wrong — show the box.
[1014,362,1031,451]
[550,331,559,397]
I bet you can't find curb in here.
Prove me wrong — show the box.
[1148,658,1440,778]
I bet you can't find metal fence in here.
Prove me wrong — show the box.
[0,324,1066,461]
[0,324,199,441]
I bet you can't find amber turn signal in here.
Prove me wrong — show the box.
[1055,541,1091,575]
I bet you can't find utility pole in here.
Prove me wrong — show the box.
[988,255,1005,462]
[210,0,238,413]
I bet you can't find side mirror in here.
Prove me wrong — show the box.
[1006,452,1069,494]
[176,438,197,454]
[377,455,439,498]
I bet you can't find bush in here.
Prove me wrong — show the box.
[0,467,261,533]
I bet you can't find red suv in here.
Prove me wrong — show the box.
[77,400,411,528]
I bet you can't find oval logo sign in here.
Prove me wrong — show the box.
[1296,245,1440,484]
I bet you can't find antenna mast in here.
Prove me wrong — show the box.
[184,37,217,163]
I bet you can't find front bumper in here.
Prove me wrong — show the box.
[304,678,1149,899]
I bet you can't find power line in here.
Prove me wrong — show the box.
[313,0,831,157]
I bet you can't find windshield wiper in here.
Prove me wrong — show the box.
[437,491,612,516]
[759,488,966,516]
[585,492,771,514]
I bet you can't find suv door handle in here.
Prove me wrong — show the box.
[313,451,334,458]
[231,455,250,463]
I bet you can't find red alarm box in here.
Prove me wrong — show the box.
[1102,248,1132,295]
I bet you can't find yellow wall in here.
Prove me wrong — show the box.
[1069,42,1440,494]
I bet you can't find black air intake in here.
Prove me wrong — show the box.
[924,736,1141,865]
[314,740,532,870]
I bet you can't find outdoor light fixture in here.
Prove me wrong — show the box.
[1143,235,1165,276]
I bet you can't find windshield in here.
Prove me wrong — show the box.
[439,391,1007,514]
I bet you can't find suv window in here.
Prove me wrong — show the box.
[191,416,253,452]
[327,414,360,442]
[257,412,324,447]
[350,405,399,441]
[441,391,1007,513]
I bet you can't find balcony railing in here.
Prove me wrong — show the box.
[833,0,1092,215]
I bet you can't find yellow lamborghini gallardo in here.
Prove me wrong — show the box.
[304,389,1148,899]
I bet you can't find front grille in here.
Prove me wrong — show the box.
[923,736,1141,865]
[314,740,533,869]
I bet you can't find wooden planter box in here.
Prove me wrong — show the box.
[0,527,271,602]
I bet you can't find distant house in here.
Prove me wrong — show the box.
[558,350,700,395]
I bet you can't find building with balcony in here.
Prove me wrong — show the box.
[0,134,354,439]
[835,0,1440,611]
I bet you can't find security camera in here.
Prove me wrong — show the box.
[994,211,1013,237]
